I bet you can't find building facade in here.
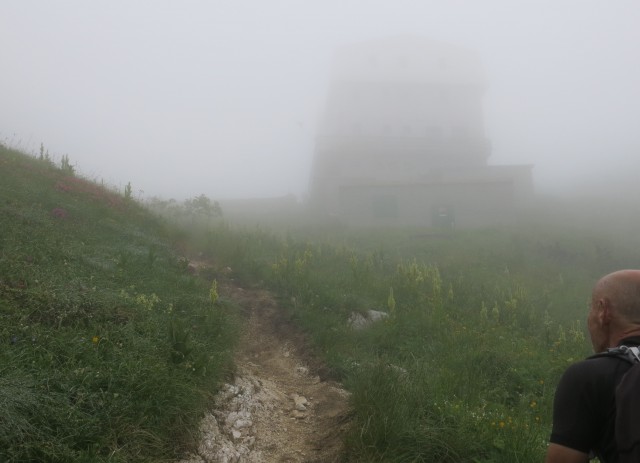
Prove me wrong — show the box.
[309,36,533,228]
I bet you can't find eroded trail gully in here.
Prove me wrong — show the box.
[180,275,351,463]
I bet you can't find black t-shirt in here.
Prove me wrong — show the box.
[549,337,640,462]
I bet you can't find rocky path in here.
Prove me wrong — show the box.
[180,277,351,463]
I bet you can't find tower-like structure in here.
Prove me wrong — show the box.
[309,36,532,228]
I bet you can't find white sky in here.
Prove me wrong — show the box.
[1,0,639,200]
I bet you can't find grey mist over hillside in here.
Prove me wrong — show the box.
[1,1,639,204]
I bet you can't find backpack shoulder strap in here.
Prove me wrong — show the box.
[626,346,640,362]
[589,345,640,364]
[614,348,640,461]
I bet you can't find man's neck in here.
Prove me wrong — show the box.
[612,326,640,346]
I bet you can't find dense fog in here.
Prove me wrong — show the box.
[1,1,638,202]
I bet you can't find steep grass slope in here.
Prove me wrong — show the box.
[0,145,237,462]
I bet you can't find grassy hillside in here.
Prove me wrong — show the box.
[190,201,640,462]
[4,140,639,462]
[0,145,237,462]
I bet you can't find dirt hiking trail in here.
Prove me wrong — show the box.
[180,269,352,463]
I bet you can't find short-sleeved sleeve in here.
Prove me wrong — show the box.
[549,361,601,453]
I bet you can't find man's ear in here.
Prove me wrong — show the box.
[600,298,614,324]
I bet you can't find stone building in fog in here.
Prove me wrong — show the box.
[308,36,533,228]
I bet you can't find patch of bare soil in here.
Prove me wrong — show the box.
[180,271,351,463]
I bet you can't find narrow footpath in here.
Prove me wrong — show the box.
[180,274,351,463]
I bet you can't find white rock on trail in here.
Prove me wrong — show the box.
[290,393,309,411]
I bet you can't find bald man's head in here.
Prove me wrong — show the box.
[593,270,640,324]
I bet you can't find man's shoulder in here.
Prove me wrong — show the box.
[561,353,629,383]
[588,343,640,367]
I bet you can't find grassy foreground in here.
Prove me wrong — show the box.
[4,140,640,462]
[190,202,640,462]
[0,145,237,462]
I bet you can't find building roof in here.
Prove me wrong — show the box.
[330,35,486,86]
